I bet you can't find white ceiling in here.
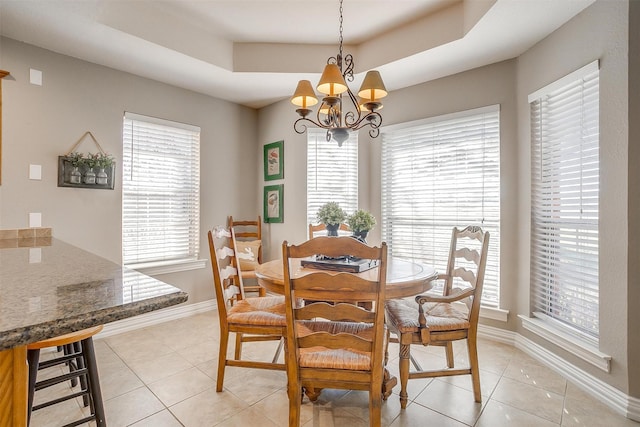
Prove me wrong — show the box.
[0,0,595,109]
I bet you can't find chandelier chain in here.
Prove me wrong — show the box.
[338,0,344,68]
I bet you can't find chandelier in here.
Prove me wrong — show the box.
[290,0,387,146]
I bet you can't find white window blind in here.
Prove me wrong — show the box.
[306,129,358,225]
[122,112,201,268]
[380,105,501,307]
[529,61,599,340]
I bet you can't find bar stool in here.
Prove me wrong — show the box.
[27,325,106,426]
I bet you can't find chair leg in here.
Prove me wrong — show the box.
[288,382,302,427]
[217,330,229,392]
[27,349,40,425]
[398,342,410,409]
[368,388,382,427]
[384,329,390,366]
[445,342,455,368]
[467,338,482,402]
[82,337,106,427]
[234,332,243,360]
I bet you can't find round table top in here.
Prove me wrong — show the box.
[255,257,438,300]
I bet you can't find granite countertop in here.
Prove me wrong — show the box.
[0,238,188,351]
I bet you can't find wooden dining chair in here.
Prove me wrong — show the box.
[282,236,388,427]
[228,215,266,298]
[308,222,351,239]
[207,227,286,392]
[384,226,489,408]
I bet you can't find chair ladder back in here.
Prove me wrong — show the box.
[282,236,388,364]
[228,215,262,263]
[451,226,490,317]
[208,228,244,315]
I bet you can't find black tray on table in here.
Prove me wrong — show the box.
[301,255,379,273]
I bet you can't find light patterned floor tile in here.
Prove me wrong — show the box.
[35,312,636,427]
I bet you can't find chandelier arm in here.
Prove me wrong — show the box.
[349,111,383,131]
[294,117,327,134]
[341,87,362,127]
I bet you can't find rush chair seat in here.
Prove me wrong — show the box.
[208,226,286,392]
[27,325,106,427]
[228,215,266,298]
[308,222,351,239]
[385,226,489,409]
[282,236,388,427]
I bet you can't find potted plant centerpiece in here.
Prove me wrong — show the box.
[347,209,376,242]
[316,202,347,236]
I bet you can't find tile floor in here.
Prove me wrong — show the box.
[30,310,639,427]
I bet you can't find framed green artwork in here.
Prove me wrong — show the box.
[263,140,284,181]
[264,184,284,223]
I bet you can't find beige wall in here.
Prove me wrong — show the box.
[628,0,640,398]
[0,0,636,403]
[257,0,635,398]
[0,37,259,304]
[516,0,630,392]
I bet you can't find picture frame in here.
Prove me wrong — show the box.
[263,140,284,181]
[264,184,284,223]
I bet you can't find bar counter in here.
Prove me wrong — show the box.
[0,236,189,426]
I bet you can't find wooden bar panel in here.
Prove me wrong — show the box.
[0,346,28,427]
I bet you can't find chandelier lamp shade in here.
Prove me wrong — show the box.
[290,0,387,146]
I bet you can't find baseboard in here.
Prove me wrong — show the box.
[515,333,639,422]
[97,299,217,339]
[478,323,517,345]
[95,299,639,422]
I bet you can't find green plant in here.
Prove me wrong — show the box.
[316,202,347,226]
[84,153,98,169]
[95,153,114,169]
[67,152,85,167]
[347,209,376,233]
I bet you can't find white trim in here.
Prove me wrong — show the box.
[129,258,207,276]
[528,59,599,102]
[515,333,635,421]
[519,314,611,372]
[97,299,216,338]
[124,111,200,132]
[480,306,509,322]
[478,323,517,345]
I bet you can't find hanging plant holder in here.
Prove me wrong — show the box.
[57,131,116,190]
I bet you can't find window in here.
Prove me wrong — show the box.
[380,105,501,307]
[122,112,201,273]
[529,61,599,341]
[306,129,358,225]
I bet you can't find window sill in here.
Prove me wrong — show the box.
[128,259,207,276]
[519,314,611,372]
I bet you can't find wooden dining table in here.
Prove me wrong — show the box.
[255,256,438,299]
[255,256,438,399]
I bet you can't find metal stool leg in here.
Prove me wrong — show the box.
[27,349,40,426]
[82,337,106,427]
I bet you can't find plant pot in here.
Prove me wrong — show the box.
[84,169,96,185]
[353,230,368,243]
[326,223,340,236]
[96,168,108,185]
[70,166,82,184]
